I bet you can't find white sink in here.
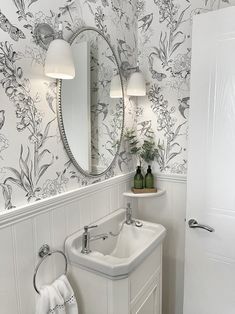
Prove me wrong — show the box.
[65,209,166,278]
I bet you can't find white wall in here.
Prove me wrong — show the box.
[134,175,187,314]
[0,173,132,314]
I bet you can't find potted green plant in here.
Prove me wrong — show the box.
[124,128,158,190]
[124,128,157,166]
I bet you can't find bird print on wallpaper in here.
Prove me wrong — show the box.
[28,0,40,7]
[178,97,190,119]
[138,13,153,32]
[58,1,76,22]
[0,110,5,130]
[95,103,108,121]
[117,40,129,61]
[0,10,25,41]
[138,120,153,137]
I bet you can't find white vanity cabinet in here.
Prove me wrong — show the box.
[65,209,166,314]
[69,244,162,314]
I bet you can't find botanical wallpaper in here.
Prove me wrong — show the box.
[1,0,235,212]
[0,0,137,211]
[137,0,235,175]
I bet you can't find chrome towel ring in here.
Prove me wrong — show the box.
[33,244,68,294]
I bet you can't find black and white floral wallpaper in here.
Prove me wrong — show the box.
[137,0,235,175]
[1,0,235,212]
[0,0,137,211]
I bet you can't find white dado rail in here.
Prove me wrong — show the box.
[0,172,186,229]
[157,173,186,183]
[0,172,134,229]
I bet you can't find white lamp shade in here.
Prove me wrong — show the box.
[127,71,146,96]
[44,39,75,79]
[110,74,122,98]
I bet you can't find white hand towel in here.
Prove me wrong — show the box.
[36,275,78,314]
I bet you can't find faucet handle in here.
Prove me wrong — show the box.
[84,225,98,232]
[126,203,132,212]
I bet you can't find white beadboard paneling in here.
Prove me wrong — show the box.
[0,227,18,314]
[78,196,92,228]
[0,172,133,229]
[171,181,187,314]
[90,189,110,222]
[51,206,67,250]
[0,172,186,314]
[110,185,119,213]
[135,175,187,314]
[137,181,172,227]
[67,201,82,235]
[13,220,35,314]
[0,173,132,314]
[118,181,129,208]
[34,212,54,287]
[51,206,67,277]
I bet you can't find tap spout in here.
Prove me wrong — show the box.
[90,233,109,241]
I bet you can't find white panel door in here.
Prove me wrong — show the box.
[184,8,235,314]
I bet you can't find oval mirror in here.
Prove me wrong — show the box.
[58,27,124,177]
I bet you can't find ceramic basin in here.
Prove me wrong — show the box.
[65,209,166,278]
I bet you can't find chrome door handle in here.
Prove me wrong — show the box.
[188,219,214,232]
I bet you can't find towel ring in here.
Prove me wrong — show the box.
[33,244,68,294]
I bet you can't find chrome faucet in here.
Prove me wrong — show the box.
[125,203,143,228]
[81,225,108,254]
[125,202,135,225]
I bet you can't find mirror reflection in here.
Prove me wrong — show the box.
[59,28,124,176]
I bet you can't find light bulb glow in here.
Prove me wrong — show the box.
[110,74,122,98]
[127,71,146,96]
[44,39,75,80]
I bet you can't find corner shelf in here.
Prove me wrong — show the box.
[123,189,166,198]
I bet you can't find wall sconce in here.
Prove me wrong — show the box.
[110,62,146,98]
[110,70,122,98]
[126,66,146,97]
[34,23,75,80]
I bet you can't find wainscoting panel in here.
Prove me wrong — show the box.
[0,172,186,314]
[135,174,187,314]
[0,173,132,314]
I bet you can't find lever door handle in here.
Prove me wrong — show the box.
[188,219,214,232]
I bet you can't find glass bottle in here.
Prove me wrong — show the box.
[134,166,144,189]
[145,165,154,188]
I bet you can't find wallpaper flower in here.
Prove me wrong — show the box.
[137,0,235,175]
[1,0,235,211]
[0,0,137,211]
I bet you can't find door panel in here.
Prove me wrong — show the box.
[184,7,235,314]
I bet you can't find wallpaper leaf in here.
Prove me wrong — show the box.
[0,183,14,209]
[0,0,137,211]
[0,110,5,129]
[0,10,26,41]
[137,0,213,174]
[1,0,230,211]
